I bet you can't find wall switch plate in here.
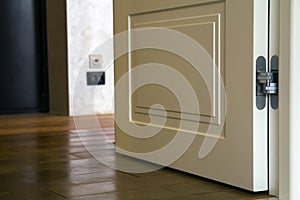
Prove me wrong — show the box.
[87,72,105,85]
[89,54,103,68]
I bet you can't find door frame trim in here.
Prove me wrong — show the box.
[268,0,279,196]
[278,0,300,199]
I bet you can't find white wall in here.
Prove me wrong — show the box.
[67,0,114,116]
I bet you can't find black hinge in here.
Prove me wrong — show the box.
[256,56,279,110]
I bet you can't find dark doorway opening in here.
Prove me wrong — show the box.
[0,0,49,114]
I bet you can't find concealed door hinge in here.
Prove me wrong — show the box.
[256,56,279,110]
[257,72,278,95]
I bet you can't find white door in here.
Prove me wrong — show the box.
[114,0,269,191]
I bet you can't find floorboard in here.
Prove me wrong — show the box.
[0,114,275,200]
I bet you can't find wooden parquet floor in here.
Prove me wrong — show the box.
[0,114,275,200]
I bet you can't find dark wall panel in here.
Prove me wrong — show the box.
[0,0,48,113]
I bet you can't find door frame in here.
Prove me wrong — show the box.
[278,0,300,199]
[45,0,69,115]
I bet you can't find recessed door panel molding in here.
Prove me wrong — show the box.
[129,2,224,128]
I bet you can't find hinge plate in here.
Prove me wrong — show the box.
[256,56,279,110]
[270,56,279,109]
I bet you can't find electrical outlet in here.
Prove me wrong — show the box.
[89,54,103,68]
[87,72,105,85]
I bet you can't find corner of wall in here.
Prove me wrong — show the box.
[46,0,70,116]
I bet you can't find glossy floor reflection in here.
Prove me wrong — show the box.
[0,114,275,200]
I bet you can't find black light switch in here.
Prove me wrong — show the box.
[87,72,105,85]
